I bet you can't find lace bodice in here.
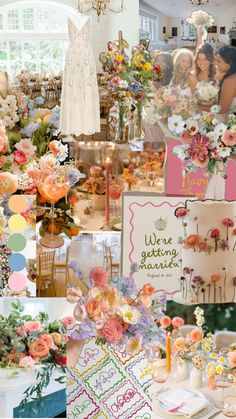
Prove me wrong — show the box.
[68,17,91,45]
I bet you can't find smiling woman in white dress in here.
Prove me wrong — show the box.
[215,46,236,119]
[60,13,100,137]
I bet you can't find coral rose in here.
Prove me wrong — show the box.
[19,356,35,368]
[16,325,26,336]
[185,234,200,249]
[190,328,204,342]
[61,316,75,329]
[28,340,50,358]
[228,351,236,367]
[39,154,56,173]
[142,283,155,296]
[174,337,186,351]
[25,321,42,334]
[13,150,28,165]
[89,267,109,287]
[50,332,62,346]
[86,299,103,321]
[221,130,236,147]
[172,317,184,329]
[100,318,123,343]
[39,334,55,349]
[0,172,18,194]
[159,315,172,328]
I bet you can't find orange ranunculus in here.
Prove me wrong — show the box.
[50,332,62,346]
[211,274,221,283]
[0,172,18,194]
[28,339,50,358]
[174,337,186,351]
[142,283,155,296]
[190,328,204,342]
[86,299,103,321]
[185,234,200,249]
[228,351,236,367]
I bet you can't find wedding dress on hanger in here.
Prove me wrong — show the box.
[60,13,100,136]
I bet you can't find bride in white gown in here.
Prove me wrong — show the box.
[60,13,100,136]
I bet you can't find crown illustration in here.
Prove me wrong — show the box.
[154,217,168,231]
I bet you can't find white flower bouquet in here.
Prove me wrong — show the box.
[186,10,215,28]
[195,81,219,105]
[0,95,19,129]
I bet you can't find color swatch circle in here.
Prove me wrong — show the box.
[8,234,27,252]
[8,273,26,291]
[8,195,28,213]
[8,253,26,271]
[8,214,26,232]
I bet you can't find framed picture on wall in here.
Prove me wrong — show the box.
[172,27,178,37]
[220,26,226,34]
[208,26,217,33]
[163,26,166,34]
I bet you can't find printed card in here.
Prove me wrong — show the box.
[73,339,109,378]
[67,389,99,419]
[125,356,153,391]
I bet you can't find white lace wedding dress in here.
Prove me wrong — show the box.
[60,16,100,136]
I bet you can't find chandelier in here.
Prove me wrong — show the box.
[189,0,209,5]
[77,0,124,19]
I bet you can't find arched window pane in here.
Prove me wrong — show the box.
[23,8,34,31]
[8,10,19,31]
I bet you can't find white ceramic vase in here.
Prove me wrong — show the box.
[189,367,203,389]
[176,361,189,382]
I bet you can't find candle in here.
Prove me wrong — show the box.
[166,332,171,373]
[105,157,111,228]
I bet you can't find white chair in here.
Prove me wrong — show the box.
[214,331,236,350]
[180,325,195,337]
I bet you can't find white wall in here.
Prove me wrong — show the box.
[140,0,169,41]
[0,0,139,69]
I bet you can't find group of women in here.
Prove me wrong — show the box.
[154,44,236,118]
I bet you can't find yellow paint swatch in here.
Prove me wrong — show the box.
[8,214,26,232]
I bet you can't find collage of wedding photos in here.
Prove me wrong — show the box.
[0,0,236,418]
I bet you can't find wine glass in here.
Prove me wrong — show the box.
[37,166,70,248]
[223,394,236,417]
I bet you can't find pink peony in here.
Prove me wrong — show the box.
[89,268,109,287]
[100,318,124,343]
[221,130,236,147]
[111,76,121,87]
[19,356,35,368]
[25,321,42,334]
[172,317,184,329]
[13,150,28,165]
[39,154,56,173]
[159,315,172,328]
[61,316,75,329]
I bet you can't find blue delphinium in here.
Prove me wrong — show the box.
[68,261,85,281]
[70,319,97,340]
[111,275,137,297]
[20,121,39,137]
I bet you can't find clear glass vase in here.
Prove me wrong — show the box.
[134,101,145,141]
[115,103,129,144]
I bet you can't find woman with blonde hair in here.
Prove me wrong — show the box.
[171,48,194,96]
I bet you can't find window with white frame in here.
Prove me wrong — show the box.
[139,11,157,45]
[0,2,72,77]
[181,21,196,40]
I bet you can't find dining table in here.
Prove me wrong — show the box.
[148,376,235,418]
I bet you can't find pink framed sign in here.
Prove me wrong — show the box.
[121,194,185,295]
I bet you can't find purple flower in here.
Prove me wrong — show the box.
[111,276,137,297]
[68,168,86,187]
[219,240,229,251]
[68,261,85,280]
[192,276,204,286]
[20,122,39,137]
[130,262,139,273]
[70,319,97,340]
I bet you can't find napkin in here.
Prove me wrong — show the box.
[158,388,209,416]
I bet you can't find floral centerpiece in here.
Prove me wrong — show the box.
[122,166,137,191]
[82,166,106,210]
[0,299,67,408]
[67,263,167,360]
[168,108,236,199]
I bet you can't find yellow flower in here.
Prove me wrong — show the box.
[143,62,152,72]
[210,353,217,359]
[206,363,216,378]
[116,55,123,62]
[218,356,225,364]
[216,365,223,375]
[231,125,236,133]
